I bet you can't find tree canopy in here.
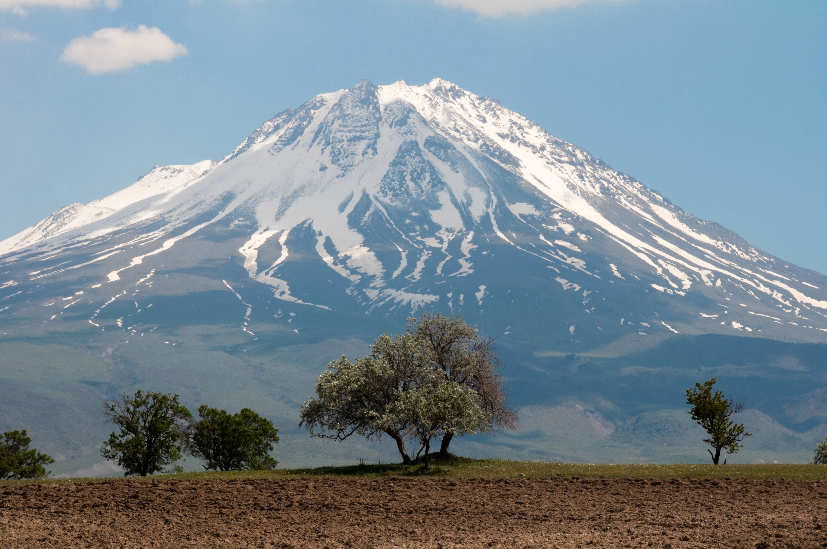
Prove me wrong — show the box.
[411,314,516,455]
[686,378,751,464]
[300,314,514,466]
[101,390,192,476]
[189,406,279,471]
[0,430,54,480]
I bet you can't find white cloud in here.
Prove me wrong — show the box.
[1,29,35,41]
[0,0,119,15]
[432,0,622,17]
[61,25,188,75]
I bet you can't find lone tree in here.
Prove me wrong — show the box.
[0,430,54,480]
[190,406,279,471]
[814,435,827,465]
[101,390,192,476]
[685,378,751,464]
[300,315,514,466]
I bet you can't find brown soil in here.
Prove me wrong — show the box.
[1,477,826,548]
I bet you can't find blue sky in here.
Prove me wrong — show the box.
[1,0,825,274]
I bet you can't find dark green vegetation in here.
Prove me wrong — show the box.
[100,390,280,475]
[815,436,827,464]
[0,430,53,480]
[190,406,279,471]
[300,315,514,467]
[101,391,192,477]
[686,378,751,464]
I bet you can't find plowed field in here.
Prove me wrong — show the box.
[1,477,826,548]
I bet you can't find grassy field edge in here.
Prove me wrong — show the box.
[4,455,827,485]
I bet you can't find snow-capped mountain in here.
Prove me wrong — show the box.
[2,78,825,341]
[1,78,826,472]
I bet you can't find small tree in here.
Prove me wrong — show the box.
[0,430,54,480]
[190,406,279,471]
[814,435,827,465]
[101,390,192,476]
[685,378,751,464]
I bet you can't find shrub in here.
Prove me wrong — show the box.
[190,406,279,471]
[814,436,827,465]
[0,430,54,480]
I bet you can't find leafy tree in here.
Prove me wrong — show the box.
[190,406,279,471]
[685,378,751,464]
[814,435,827,465]
[300,316,511,466]
[0,430,54,480]
[394,370,488,468]
[411,314,516,456]
[101,390,192,476]
[300,335,426,464]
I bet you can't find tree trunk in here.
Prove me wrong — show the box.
[708,447,722,465]
[422,438,431,469]
[388,431,412,465]
[439,432,454,457]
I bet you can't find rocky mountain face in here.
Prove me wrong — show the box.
[1,79,826,474]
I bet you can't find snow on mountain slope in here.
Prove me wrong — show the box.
[0,160,215,257]
[0,78,825,343]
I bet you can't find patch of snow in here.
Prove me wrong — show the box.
[450,231,476,277]
[660,321,679,334]
[2,290,23,301]
[555,277,581,292]
[407,250,430,282]
[222,280,255,336]
[429,190,463,231]
[391,244,408,279]
[554,240,582,253]
[747,311,781,321]
[135,269,156,288]
[650,284,686,296]
[558,223,575,235]
[475,284,487,307]
[367,288,439,311]
[507,202,539,217]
